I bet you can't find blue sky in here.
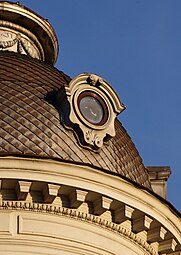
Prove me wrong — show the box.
[20,0,181,211]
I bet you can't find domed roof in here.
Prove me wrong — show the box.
[0,51,151,189]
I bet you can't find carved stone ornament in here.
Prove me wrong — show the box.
[64,73,125,150]
[0,28,40,59]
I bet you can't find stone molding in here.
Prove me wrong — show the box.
[0,201,156,255]
[0,156,180,254]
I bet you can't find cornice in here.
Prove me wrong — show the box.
[0,156,180,254]
[0,201,156,255]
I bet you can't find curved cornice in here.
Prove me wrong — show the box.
[0,201,156,255]
[0,156,180,252]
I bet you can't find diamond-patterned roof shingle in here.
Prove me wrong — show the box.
[0,51,151,189]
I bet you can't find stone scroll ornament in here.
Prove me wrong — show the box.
[63,73,125,151]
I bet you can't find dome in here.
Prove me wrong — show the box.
[0,3,181,255]
[0,51,151,189]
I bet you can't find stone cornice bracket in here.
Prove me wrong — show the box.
[0,1,58,65]
[63,73,125,150]
[43,183,60,203]
[16,180,32,200]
